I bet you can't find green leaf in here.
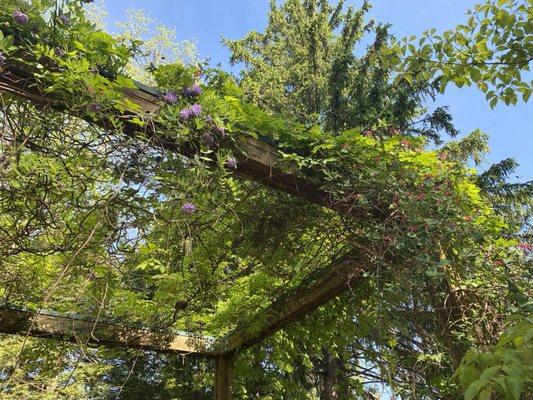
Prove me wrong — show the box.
[504,377,523,400]
[477,386,493,400]
[479,365,500,381]
[470,69,482,82]
[459,363,481,389]
[465,380,483,400]
[115,75,136,89]
[4,35,14,49]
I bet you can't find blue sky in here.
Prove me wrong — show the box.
[102,0,531,181]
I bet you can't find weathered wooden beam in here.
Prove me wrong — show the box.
[222,254,365,353]
[214,352,235,400]
[0,61,334,211]
[0,307,220,356]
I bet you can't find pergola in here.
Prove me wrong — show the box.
[0,55,368,399]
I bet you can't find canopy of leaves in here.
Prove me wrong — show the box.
[0,1,530,399]
[393,0,532,107]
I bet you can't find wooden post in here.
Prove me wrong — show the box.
[215,352,235,400]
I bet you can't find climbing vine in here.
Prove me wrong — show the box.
[0,1,531,399]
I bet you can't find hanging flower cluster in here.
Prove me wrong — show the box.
[88,102,101,112]
[201,132,216,149]
[58,14,70,25]
[55,47,66,57]
[181,202,197,214]
[179,103,202,120]
[12,10,28,24]
[225,156,237,169]
[162,91,178,104]
[182,84,202,97]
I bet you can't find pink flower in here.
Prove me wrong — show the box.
[517,243,532,252]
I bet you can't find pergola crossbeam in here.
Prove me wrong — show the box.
[0,51,370,400]
[0,61,332,210]
[0,307,219,356]
[222,255,363,353]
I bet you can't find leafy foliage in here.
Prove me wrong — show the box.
[454,314,532,400]
[393,0,532,107]
[0,1,530,399]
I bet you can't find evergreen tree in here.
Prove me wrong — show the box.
[224,0,458,143]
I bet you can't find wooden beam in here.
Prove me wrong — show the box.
[0,307,220,356]
[222,254,365,353]
[214,352,235,400]
[0,60,334,211]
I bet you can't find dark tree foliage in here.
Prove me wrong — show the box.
[224,0,459,143]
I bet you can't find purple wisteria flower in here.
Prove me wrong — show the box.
[162,91,178,104]
[182,84,202,97]
[58,14,70,25]
[88,102,101,112]
[179,103,202,120]
[201,132,217,149]
[0,52,5,67]
[212,125,226,137]
[54,47,66,57]
[225,156,237,169]
[13,10,29,24]
[189,103,202,116]
[181,202,196,214]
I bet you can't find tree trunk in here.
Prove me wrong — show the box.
[323,348,340,400]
